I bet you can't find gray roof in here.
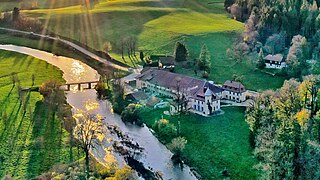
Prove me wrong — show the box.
[137,68,222,101]
[159,56,175,65]
[223,80,246,93]
[264,54,284,62]
[127,91,148,101]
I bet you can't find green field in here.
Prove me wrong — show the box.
[22,0,243,52]
[140,106,258,179]
[173,33,288,91]
[0,50,78,179]
[0,0,283,90]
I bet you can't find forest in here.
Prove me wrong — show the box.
[224,0,320,178]
[226,0,320,78]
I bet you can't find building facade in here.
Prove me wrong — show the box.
[222,80,246,102]
[136,68,246,116]
[264,54,287,69]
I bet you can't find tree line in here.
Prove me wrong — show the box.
[226,0,320,78]
[246,75,320,179]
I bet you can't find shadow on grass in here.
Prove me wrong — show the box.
[26,100,70,179]
[0,85,15,110]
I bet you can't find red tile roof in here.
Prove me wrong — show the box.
[223,80,246,93]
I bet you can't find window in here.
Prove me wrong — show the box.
[201,107,203,111]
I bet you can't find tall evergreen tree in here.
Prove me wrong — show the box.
[174,42,188,62]
[198,44,211,72]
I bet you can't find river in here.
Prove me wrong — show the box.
[0,44,197,180]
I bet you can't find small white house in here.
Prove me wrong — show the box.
[222,80,246,102]
[264,54,286,69]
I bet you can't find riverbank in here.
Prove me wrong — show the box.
[0,45,197,179]
[0,50,79,178]
[0,30,127,77]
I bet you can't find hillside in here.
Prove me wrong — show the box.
[0,0,286,90]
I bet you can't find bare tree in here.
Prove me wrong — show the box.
[39,80,65,120]
[31,74,35,86]
[171,78,190,114]
[11,72,18,87]
[102,41,112,53]
[117,38,126,60]
[74,113,103,178]
[126,36,137,59]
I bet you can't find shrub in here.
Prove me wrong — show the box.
[202,71,209,78]
[111,81,128,114]
[113,166,137,180]
[121,104,143,126]
[95,80,111,99]
[167,137,188,164]
[153,119,177,143]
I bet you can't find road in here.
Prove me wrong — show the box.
[0,27,129,72]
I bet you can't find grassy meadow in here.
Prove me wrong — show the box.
[0,50,79,179]
[0,0,285,90]
[140,106,258,179]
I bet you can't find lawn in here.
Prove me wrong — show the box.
[173,33,288,91]
[0,50,79,179]
[140,106,259,179]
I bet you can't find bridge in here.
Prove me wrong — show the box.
[60,81,99,91]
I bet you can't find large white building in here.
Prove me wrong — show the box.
[136,68,246,116]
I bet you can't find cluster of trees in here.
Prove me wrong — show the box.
[121,104,143,126]
[111,80,128,114]
[39,81,65,117]
[0,7,43,32]
[34,160,136,179]
[153,119,178,143]
[246,75,320,179]
[226,0,320,78]
[174,42,211,78]
[152,119,187,165]
[115,36,138,60]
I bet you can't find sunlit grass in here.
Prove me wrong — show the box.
[144,11,243,34]
[20,0,242,54]
[0,50,79,178]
